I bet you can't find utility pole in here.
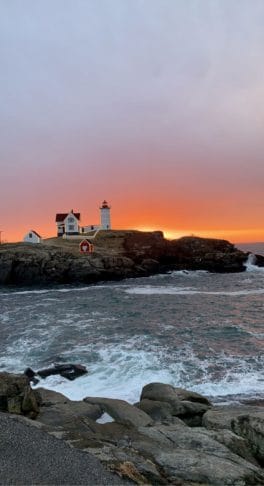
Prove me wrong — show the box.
[0,231,2,244]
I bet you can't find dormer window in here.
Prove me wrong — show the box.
[68,217,74,222]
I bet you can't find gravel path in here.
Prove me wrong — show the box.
[0,413,126,485]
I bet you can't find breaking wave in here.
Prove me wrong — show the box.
[124,286,264,296]
[245,253,264,273]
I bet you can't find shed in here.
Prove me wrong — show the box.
[23,230,42,244]
[79,239,94,254]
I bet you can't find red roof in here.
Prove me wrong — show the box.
[56,212,80,222]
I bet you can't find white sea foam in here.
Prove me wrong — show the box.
[245,253,264,273]
[124,286,264,296]
[169,270,209,277]
[35,345,174,403]
[33,342,264,405]
[147,269,210,279]
[96,413,114,424]
[0,284,120,297]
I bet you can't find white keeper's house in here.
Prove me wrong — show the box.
[55,201,111,238]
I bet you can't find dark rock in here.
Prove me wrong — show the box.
[141,382,211,406]
[0,232,249,286]
[124,233,247,273]
[232,414,264,465]
[255,254,264,267]
[37,363,87,380]
[0,372,39,417]
[24,367,36,379]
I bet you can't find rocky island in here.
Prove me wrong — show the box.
[0,372,264,485]
[0,230,260,286]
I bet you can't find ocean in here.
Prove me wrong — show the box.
[1,252,264,405]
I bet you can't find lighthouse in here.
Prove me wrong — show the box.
[100,200,111,230]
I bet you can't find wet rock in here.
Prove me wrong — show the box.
[37,363,87,380]
[24,367,39,385]
[24,367,36,380]
[255,254,264,267]
[83,397,153,427]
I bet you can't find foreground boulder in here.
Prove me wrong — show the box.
[83,397,153,427]
[0,372,39,418]
[133,423,264,485]
[36,388,102,428]
[139,382,211,425]
[1,373,264,485]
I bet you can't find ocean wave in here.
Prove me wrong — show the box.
[123,285,264,296]
[169,270,210,277]
[245,254,264,273]
[33,342,264,404]
[0,284,120,297]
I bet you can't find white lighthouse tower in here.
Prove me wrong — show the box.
[100,200,111,230]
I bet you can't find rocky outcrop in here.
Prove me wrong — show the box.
[0,372,40,418]
[232,414,264,465]
[1,373,264,485]
[0,231,249,285]
[124,233,248,273]
[139,382,211,426]
[255,254,264,267]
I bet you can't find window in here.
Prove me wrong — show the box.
[68,217,74,222]
[68,225,75,231]
[29,233,32,238]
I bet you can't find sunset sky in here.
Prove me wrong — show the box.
[1,0,264,243]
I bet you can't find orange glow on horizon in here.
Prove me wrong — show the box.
[0,214,264,247]
[3,222,264,246]
[137,227,264,244]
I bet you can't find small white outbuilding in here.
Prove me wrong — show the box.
[23,230,42,244]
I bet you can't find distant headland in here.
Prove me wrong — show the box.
[1,229,264,286]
